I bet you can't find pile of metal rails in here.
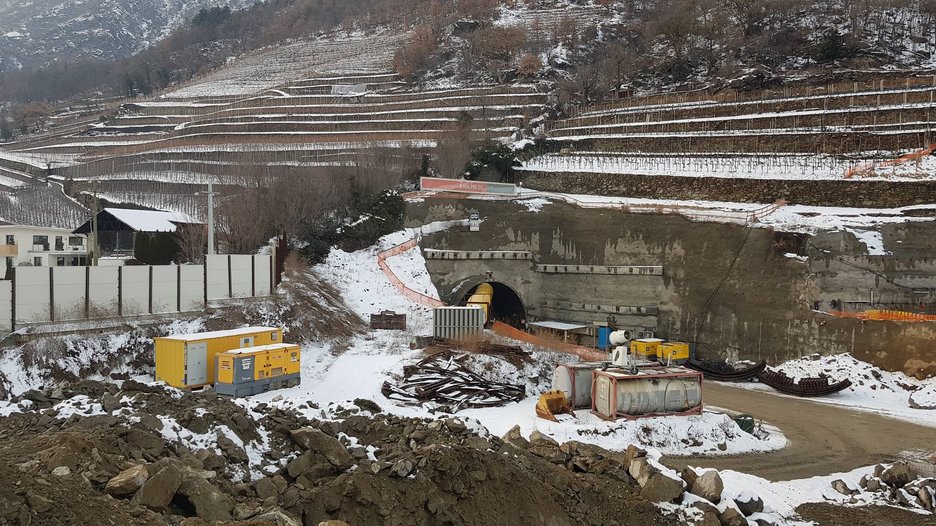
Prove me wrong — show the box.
[381,350,525,412]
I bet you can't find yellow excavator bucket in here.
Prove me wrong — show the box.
[535,390,574,422]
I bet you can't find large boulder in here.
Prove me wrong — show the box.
[254,476,279,500]
[290,428,354,470]
[639,472,684,503]
[881,463,917,488]
[628,456,656,486]
[178,476,235,521]
[695,511,721,526]
[216,433,249,464]
[105,464,149,496]
[734,490,764,516]
[718,506,747,526]
[831,479,856,496]
[501,425,528,448]
[689,470,723,504]
[125,428,166,456]
[133,465,182,511]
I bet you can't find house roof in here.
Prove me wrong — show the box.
[101,208,199,233]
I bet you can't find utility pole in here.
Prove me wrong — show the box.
[206,180,216,255]
[90,180,100,266]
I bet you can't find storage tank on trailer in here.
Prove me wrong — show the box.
[551,362,604,408]
[592,367,702,420]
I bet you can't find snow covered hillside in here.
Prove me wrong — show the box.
[0,0,254,72]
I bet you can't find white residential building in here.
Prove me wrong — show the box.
[0,224,88,273]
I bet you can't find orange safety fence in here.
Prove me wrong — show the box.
[491,321,607,361]
[376,237,446,308]
[828,310,936,322]
[844,144,936,178]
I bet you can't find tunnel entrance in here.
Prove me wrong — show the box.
[463,282,526,328]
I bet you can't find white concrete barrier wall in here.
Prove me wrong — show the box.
[1,254,274,329]
[254,255,271,296]
[14,267,50,324]
[52,267,86,320]
[151,266,179,313]
[89,267,119,317]
[180,265,204,311]
[121,266,150,316]
[205,255,229,301]
[230,255,253,298]
[0,281,11,333]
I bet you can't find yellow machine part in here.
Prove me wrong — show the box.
[658,342,690,363]
[630,339,663,360]
[535,390,574,422]
[466,284,494,323]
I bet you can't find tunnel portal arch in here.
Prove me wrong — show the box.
[449,278,527,327]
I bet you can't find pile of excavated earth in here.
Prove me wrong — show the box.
[0,379,679,526]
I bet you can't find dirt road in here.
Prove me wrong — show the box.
[663,383,936,481]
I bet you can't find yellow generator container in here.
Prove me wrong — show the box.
[154,326,283,389]
[630,338,664,361]
[466,283,494,323]
[215,344,301,397]
[658,342,690,365]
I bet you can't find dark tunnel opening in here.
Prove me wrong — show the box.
[464,282,526,327]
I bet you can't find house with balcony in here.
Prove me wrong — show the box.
[0,223,88,276]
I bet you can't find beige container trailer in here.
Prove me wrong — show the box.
[592,367,703,421]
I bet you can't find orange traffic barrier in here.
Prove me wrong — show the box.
[376,238,445,308]
[491,321,606,361]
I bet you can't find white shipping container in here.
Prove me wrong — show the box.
[433,306,485,341]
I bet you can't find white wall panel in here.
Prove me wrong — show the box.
[52,267,86,321]
[230,255,253,298]
[151,265,178,313]
[205,255,228,300]
[180,265,204,311]
[121,266,150,316]
[88,267,119,316]
[14,267,50,323]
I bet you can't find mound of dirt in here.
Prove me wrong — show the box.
[0,379,677,526]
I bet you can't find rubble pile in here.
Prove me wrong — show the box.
[0,379,677,526]
[831,461,936,514]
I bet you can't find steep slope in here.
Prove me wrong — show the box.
[0,0,255,73]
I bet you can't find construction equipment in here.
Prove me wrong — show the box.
[630,338,664,361]
[214,343,301,398]
[535,390,575,422]
[154,327,283,389]
[657,342,690,365]
[465,283,493,323]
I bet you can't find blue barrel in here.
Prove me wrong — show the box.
[597,327,611,350]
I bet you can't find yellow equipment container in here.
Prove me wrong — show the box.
[466,283,494,323]
[630,338,664,361]
[657,342,690,365]
[215,343,301,397]
[154,326,283,389]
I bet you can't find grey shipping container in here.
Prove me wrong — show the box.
[433,306,485,341]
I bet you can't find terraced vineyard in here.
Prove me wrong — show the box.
[518,74,936,206]
[1,45,547,220]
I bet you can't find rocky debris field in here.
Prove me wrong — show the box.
[829,461,936,514]
[0,379,678,526]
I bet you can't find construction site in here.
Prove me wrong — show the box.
[2,2,936,525]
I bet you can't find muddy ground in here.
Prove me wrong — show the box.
[664,383,936,480]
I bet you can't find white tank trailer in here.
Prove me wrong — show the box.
[592,367,703,421]
[551,362,605,408]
